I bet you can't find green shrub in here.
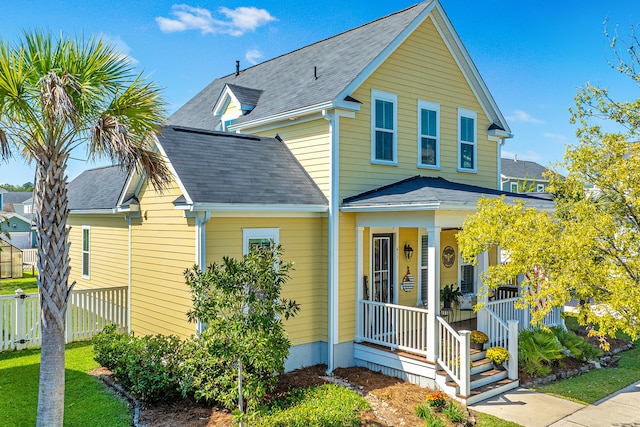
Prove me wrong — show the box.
[552,326,603,361]
[442,401,466,422]
[92,324,183,402]
[518,328,564,377]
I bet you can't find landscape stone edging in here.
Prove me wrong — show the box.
[96,372,143,427]
[520,342,633,388]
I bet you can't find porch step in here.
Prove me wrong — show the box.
[462,378,519,406]
[470,368,508,389]
[471,357,493,375]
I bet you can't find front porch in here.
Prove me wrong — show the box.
[353,297,562,404]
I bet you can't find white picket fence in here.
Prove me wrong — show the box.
[0,286,127,352]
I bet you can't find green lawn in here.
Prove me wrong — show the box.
[0,342,131,427]
[476,412,523,427]
[536,344,640,404]
[0,271,38,295]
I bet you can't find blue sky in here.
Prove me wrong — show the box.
[0,0,638,185]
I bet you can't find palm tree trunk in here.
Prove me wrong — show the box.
[35,151,71,427]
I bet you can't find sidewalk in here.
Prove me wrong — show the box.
[470,381,640,426]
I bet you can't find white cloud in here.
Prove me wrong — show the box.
[245,49,263,65]
[502,149,543,162]
[98,33,138,65]
[156,4,277,36]
[506,109,544,124]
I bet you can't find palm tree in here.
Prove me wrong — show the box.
[0,30,170,426]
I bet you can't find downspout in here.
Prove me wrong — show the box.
[125,214,133,333]
[497,138,506,190]
[194,211,211,333]
[323,109,339,374]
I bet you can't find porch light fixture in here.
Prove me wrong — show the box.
[404,243,414,261]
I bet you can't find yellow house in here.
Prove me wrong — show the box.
[68,0,558,405]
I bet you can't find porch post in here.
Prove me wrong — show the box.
[426,226,440,362]
[507,320,519,380]
[355,226,364,342]
[477,250,489,333]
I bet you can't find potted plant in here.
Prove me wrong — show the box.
[440,284,463,309]
[486,346,510,370]
[470,330,489,350]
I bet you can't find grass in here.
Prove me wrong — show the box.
[0,341,131,426]
[0,271,38,295]
[254,383,369,426]
[536,344,640,404]
[476,412,524,427]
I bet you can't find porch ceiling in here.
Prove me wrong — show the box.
[341,176,555,212]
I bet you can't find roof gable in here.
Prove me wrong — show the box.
[68,166,129,211]
[156,126,327,207]
[501,158,550,181]
[168,0,509,135]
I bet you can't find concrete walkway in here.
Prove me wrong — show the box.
[471,381,640,426]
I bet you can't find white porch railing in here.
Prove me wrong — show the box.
[486,297,563,332]
[0,286,128,352]
[358,300,428,356]
[436,315,471,396]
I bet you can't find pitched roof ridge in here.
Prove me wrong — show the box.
[214,2,427,80]
[169,125,262,141]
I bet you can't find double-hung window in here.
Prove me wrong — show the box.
[371,90,397,164]
[418,101,440,169]
[82,226,90,279]
[243,228,279,255]
[458,109,477,172]
[459,257,475,295]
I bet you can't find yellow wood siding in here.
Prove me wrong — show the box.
[130,180,196,337]
[338,212,357,343]
[206,216,328,346]
[67,215,128,289]
[397,228,419,307]
[223,101,240,117]
[339,17,498,201]
[253,119,331,197]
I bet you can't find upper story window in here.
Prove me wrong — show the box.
[536,183,545,192]
[458,108,477,172]
[510,182,518,193]
[371,89,397,165]
[418,101,440,169]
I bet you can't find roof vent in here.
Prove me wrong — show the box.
[314,66,318,80]
[235,60,240,76]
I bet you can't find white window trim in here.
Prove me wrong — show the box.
[510,182,519,193]
[457,108,477,173]
[418,233,428,306]
[417,100,440,170]
[242,228,280,255]
[82,225,90,279]
[458,252,477,295]
[371,89,398,166]
[536,183,545,192]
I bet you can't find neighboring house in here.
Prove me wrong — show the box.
[67,0,558,404]
[501,157,551,193]
[1,191,33,215]
[0,212,36,249]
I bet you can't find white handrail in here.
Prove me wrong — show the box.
[358,300,428,356]
[436,315,470,396]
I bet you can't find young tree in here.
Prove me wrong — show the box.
[183,245,299,418]
[458,26,640,345]
[0,31,169,425]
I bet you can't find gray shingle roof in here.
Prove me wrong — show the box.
[158,126,327,206]
[501,158,550,181]
[227,84,263,108]
[168,2,432,130]
[2,192,32,205]
[343,176,555,209]
[68,166,129,211]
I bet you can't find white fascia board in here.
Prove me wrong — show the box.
[115,203,140,214]
[154,138,194,205]
[212,85,240,117]
[335,2,436,102]
[69,209,117,215]
[488,129,513,139]
[175,203,328,214]
[430,3,511,135]
[229,100,360,132]
[341,203,443,212]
